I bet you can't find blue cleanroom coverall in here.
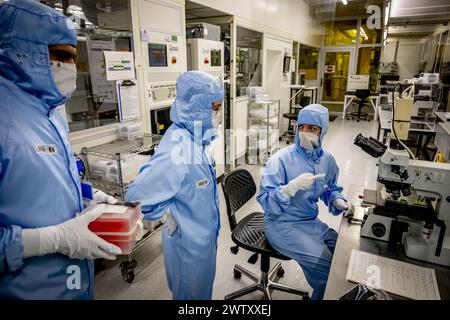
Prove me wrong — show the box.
[125,71,224,300]
[0,0,93,299]
[257,104,347,300]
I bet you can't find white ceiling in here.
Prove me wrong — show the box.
[387,24,445,38]
[305,0,385,20]
[389,0,450,25]
[387,0,450,39]
[185,1,229,20]
[304,0,449,39]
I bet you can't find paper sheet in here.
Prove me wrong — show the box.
[104,51,135,81]
[86,38,117,104]
[117,80,140,121]
[346,249,441,300]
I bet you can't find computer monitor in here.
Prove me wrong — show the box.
[148,43,168,67]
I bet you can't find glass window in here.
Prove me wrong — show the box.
[434,30,449,73]
[236,26,263,97]
[359,19,382,45]
[298,45,319,80]
[323,20,358,46]
[440,31,450,84]
[49,1,133,133]
[322,51,351,102]
[357,47,382,91]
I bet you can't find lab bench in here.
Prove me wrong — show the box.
[324,185,450,300]
[435,111,450,123]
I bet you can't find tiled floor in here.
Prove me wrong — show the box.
[94,116,380,300]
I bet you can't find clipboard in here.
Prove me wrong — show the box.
[116,79,140,121]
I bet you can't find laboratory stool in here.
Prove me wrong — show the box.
[221,169,309,300]
[348,89,371,122]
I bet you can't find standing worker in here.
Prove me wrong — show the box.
[0,0,120,299]
[125,71,224,300]
[257,104,349,300]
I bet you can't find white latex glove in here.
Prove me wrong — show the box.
[282,173,326,198]
[333,199,349,211]
[22,204,121,260]
[93,188,118,204]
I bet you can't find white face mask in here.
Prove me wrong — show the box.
[211,108,222,129]
[298,131,319,150]
[50,61,77,98]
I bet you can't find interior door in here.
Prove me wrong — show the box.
[319,49,354,104]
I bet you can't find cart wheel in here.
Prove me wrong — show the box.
[123,270,135,283]
[233,269,242,279]
[120,260,137,283]
[277,267,285,277]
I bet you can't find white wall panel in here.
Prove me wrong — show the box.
[191,0,322,47]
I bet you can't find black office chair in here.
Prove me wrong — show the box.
[221,169,309,300]
[280,96,311,144]
[348,89,371,122]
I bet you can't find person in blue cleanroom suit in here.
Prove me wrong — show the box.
[0,0,121,300]
[257,104,349,300]
[125,71,224,300]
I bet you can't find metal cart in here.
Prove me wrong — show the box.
[81,133,163,282]
[247,99,281,164]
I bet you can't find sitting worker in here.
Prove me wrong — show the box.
[0,0,121,299]
[257,104,349,300]
[125,71,224,300]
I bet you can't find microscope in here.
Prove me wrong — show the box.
[353,84,450,267]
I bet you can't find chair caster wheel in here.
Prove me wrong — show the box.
[233,270,242,279]
[357,120,360,122]
[277,267,285,277]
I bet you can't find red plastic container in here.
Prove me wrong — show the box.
[88,204,142,233]
[96,222,143,255]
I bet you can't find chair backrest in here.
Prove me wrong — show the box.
[221,169,257,231]
[355,89,371,99]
